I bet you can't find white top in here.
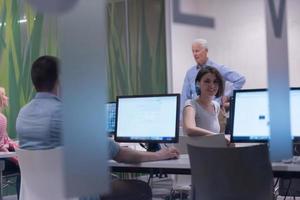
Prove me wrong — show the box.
[185,99,220,133]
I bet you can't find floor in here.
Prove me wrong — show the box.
[3,177,300,200]
[3,193,300,200]
[148,175,300,200]
[3,195,17,200]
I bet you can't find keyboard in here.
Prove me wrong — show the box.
[282,156,300,164]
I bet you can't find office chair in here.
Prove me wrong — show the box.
[1,158,20,197]
[16,147,78,200]
[2,172,19,196]
[169,134,227,200]
[187,143,274,200]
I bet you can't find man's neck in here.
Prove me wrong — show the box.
[197,58,209,67]
[37,90,57,96]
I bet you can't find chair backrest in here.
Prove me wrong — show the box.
[16,147,77,200]
[174,134,227,154]
[187,144,274,200]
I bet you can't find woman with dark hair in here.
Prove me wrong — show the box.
[183,66,225,136]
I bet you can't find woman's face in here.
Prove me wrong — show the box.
[198,72,219,98]
[0,88,8,108]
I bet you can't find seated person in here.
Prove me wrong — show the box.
[183,66,225,136]
[0,87,20,198]
[16,56,179,200]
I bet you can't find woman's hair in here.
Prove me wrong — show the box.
[195,66,224,98]
[0,87,5,110]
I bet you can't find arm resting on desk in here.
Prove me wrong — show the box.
[0,146,18,165]
[114,146,179,164]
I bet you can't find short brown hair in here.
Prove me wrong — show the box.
[31,56,59,92]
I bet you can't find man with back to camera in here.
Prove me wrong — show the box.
[181,38,246,115]
[16,56,62,150]
[16,55,179,200]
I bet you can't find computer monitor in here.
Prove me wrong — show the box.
[115,94,180,143]
[106,102,116,135]
[231,88,300,143]
[290,88,300,142]
[231,89,270,142]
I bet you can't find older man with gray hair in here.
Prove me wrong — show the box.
[181,38,246,115]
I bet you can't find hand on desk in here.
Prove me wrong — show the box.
[0,144,19,165]
[157,146,180,160]
[8,141,19,151]
[114,145,179,164]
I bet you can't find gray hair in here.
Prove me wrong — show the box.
[192,38,208,49]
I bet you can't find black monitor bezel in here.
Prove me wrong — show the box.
[225,95,235,136]
[230,88,269,143]
[114,93,180,143]
[106,101,117,135]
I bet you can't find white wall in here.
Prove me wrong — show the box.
[167,0,300,93]
[287,0,300,87]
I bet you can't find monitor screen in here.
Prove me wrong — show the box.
[115,94,180,143]
[231,89,270,142]
[231,88,300,142]
[106,102,116,134]
[290,88,300,142]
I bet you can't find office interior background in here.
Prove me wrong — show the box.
[1,0,300,137]
[0,0,300,198]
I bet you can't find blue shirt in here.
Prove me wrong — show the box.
[108,138,120,159]
[16,92,62,150]
[16,92,121,158]
[181,58,246,113]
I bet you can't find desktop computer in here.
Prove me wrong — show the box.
[230,88,300,143]
[115,94,180,151]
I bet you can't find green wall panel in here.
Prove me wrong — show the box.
[0,0,57,138]
[107,0,167,100]
[1,0,167,137]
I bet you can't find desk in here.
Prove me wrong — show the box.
[110,154,190,175]
[0,152,17,200]
[272,161,300,178]
[110,154,300,178]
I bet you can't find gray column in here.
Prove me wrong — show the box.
[265,0,292,161]
[58,0,109,197]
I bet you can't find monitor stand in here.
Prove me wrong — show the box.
[146,142,161,152]
[146,142,167,178]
